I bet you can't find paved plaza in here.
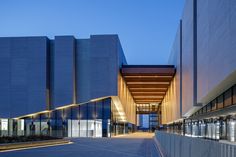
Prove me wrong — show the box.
[0,133,159,157]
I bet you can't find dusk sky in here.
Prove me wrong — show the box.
[0,0,184,64]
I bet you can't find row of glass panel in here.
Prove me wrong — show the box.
[0,98,135,137]
[167,117,236,142]
[193,85,236,117]
[184,119,236,142]
[165,85,236,142]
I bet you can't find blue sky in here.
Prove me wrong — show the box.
[0,0,184,64]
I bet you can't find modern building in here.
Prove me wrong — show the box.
[0,0,236,142]
[0,35,175,137]
[161,0,236,143]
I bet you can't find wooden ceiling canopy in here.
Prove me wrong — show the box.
[121,65,175,104]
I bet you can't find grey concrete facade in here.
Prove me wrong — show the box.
[0,35,127,118]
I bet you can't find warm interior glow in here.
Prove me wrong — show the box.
[132,92,166,94]
[126,82,170,85]
[133,96,164,98]
[111,96,127,122]
[124,75,173,78]
[129,88,167,90]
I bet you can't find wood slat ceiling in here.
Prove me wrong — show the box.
[121,65,175,104]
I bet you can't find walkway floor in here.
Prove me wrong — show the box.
[0,132,160,157]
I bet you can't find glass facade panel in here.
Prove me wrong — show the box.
[95,119,102,137]
[50,110,58,137]
[227,119,236,142]
[220,119,226,140]
[96,101,103,120]
[70,106,79,137]
[79,103,88,137]
[88,102,95,120]
[212,100,217,111]
[217,95,224,109]
[64,107,72,137]
[40,112,50,136]
[80,120,87,137]
[200,122,206,137]
[224,89,232,107]
[95,101,103,137]
[215,121,220,140]
[87,120,95,137]
[56,110,64,137]
[206,103,211,112]
[192,122,199,136]
[17,119,25,136]
[233,85,236,104]
[33,114,41,135]
[202,106,207,113]
[206,122,213,139]
[24,117,33,136]
[103,98,111,119]
[0,119,9,136]
[102,98,111,137]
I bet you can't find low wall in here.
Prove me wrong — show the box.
[155,131,236,157]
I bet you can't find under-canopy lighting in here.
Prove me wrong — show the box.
[127,82,170,85]
[129,88,167,90]
[124,75,173,78]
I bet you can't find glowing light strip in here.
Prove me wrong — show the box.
[90,96,110,102]
[14,110,51,119]
[55,104,77,110]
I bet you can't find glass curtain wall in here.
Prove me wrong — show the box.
[13,98,112,138]
[0,97,131,138]
[110,98,128,136]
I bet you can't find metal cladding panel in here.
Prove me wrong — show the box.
[52,36,75,108]
[76,39,91,103]
[76,35,126,103]
[89,35,119,100]
[181,0,195,116]
[0,37,48,118]
[197,0,236,104]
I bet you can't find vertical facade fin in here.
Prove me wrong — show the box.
[73,39,77,104]
[180,19,183,117]
[46,39,51,110]
[193,0,198,106]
